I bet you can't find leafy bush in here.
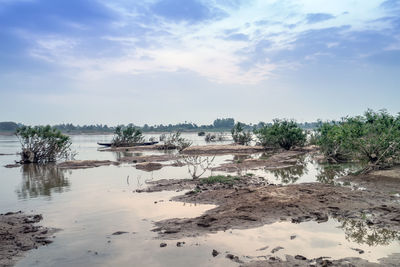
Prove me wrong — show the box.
[317,109,400,171]
[112,126,144,146]
[16,125,74,164]
[231,122,252,145]
[255,119,306,150]
[162,131,192,151]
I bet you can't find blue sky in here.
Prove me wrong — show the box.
[0,0,399,125]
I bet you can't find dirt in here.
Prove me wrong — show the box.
[119,154,180,163]
[100,144,170,152]
[182,144,266,155]
[57,160,120,169]
[0,211,55,267]
[212,148,311,172]
[4,164,21,168]
[150,180,400,239]
[135,162,164,171]
[240,253,400,266]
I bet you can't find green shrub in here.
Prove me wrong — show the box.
[162,131,192,151]
[255,119,306,150]
[16,125,74,164]
[112,125,144,146]
[200,175,240,185]
[231,122,252,145]
[317,109,400,171]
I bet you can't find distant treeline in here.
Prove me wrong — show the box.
[0,118,321,134]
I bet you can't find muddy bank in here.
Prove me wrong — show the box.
[213,148,314,172]
[149,179,400,239]
[241,253,400,267]
[57,160,120,169]
[340,167,400,194]
[0,212,55,267]
[182,144,266,155]
[101,144,170,152]
[119,154,180,163]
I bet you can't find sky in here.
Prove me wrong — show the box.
[0,0,399,126]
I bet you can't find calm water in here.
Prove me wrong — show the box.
[0,134,399,266]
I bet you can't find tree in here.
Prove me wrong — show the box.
[213,118,235,129]
[112,126,144,146]
[16,125,74,164]
[255,119,306,150]
[231,122,252,145]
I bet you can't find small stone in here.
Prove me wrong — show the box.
[271,246,284,253]
[112,231,128,235]
[290,235,296,240]
[294,255,307,260]
[212,249,219,257]
[176,241,185,247]
[160,243,167,248]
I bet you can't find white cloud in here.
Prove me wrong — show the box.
[22,0,394,85]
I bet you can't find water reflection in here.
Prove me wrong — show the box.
[338,218,400,246]
[16,164,70,199]
[267,156,308,184]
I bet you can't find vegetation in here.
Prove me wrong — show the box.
[199,175,240,185]
[255,119,306,150]
[0,119,323,135]
[179,155,215,179]
[205,132,225,142]
[0,121,20,132]
[162,131,192,151]
[317,109,400,172]
[16,125,74,164]
[112,126,144,146]
[231,122,252,145]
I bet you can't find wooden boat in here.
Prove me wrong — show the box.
[97,141,159,147]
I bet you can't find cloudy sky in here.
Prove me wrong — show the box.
[0,0,399,125]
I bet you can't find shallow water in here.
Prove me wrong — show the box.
[0,134,399,266]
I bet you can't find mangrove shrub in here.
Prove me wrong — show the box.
[255,119,306,150]
[317,109,400,171]
[112,126,144,146]
[231,122,252,145]
[16,125,74,164]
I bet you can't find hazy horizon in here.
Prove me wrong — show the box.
[1,0,399,125]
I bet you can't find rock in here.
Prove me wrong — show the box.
[176,241,185,247]
[294,255,307,260]
[212,249,219,257]
[256,245,269,251]
[160,243,167,248]
[351,248,365,254]
[226,253,243,263]
[290,235,296,240]
[271,246,284,253]
[112,231,129,235]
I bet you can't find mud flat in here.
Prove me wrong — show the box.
[57,160,120,169]
[213,149,311,172]
[0,212,55,267]
[119,154,180,163]
[241,253,400,267]
[182,144,266,155]
[151,180,400,239]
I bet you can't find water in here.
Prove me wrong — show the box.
[0,134,399,266]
